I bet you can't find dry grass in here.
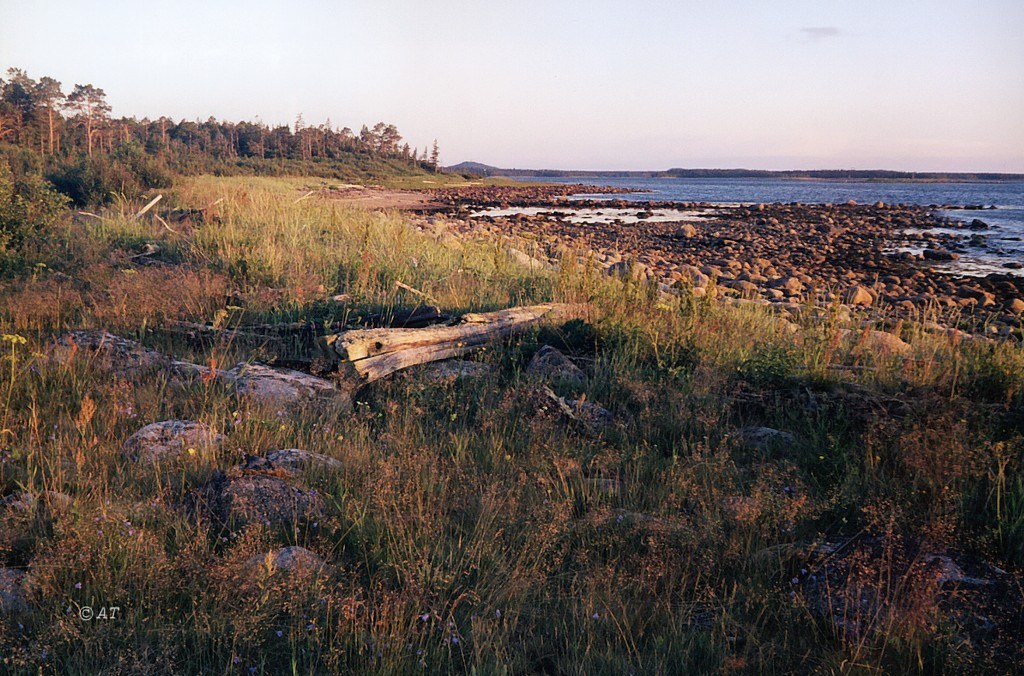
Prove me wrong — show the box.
[0,175,1021,673]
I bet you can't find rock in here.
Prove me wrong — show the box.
[0,568,27,614]
[415,359,492,385]
[845,285,874,307]
[841,329,912,357]
[223,362,340,405]
[201,468,325,529]
[2,490,73,514]
[1004,298,1024,315]
[526,346,587,387]
[51,330,210,380]
[923,248,959,261]
[509,247,553,271]
[675,223,697,238]
[264,448,344,473]
[123,420,225,463]
[735,427,796,452]
[923,555,992,587]
[542,386,614,435]
[244,546,326,575]
[968,219,989,230]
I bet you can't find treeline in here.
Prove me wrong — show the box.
[1,67,439,168]
[448,162,1023,182]
[0,66,442,271]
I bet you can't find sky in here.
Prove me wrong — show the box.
[2,0,1022,172]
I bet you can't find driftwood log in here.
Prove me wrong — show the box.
[319,303,581,384]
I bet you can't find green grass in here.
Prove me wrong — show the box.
[0,175,1021,673]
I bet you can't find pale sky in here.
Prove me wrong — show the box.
[2,0,1022,171]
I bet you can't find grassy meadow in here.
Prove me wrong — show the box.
[1,175,1023,673]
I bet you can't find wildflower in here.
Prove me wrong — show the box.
[306,622,315,631]
[495,609,501,618]
[276,630,283,637]
[791,577,799,585]
[74,582,82,589]
[233,656,241,664]
[2,334,27,346]
[420,613,430,622]
[187,447,197,456]
[591,612,600,620]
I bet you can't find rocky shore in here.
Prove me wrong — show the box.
[416,187,1024,335]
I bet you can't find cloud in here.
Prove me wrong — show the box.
[800,26,842,40]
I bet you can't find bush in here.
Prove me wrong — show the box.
[0,158,68,271]
[46,143,173,206]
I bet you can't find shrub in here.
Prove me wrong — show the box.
[45,143,173,206]
[0,158,68,271]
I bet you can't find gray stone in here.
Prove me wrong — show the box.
[0,568,27,614]
[202,469,325,528]
[245,546,326,575]
[265,448,344,473]
[223,362,340,405]
[526,346,587,387]
[123,420,225,463]
[735,426,796,452]
[415,359,492,385]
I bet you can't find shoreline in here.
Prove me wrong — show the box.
[390,185,1024,334]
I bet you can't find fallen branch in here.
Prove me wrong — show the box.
[321,303,577,383]
[135,194,163,219]
[292,190,316,204]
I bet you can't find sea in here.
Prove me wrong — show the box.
[511,176,1024,276]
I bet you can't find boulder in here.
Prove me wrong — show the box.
[845,285,874,307]
[123,420,225,463]
[415,359,492,385]
[735,427,796,452]
[675,223,697,238]
[526,346,587,387]
[244,546,326,575]
[1006,298,1024,315]
[842,329,912,357]
[201,468,325,528]
[923,248,959,261]
[541,387,614,435]
[0,568,27,614]
[51,330,210,380]
[264,448,344,473]
[222,362,340,405]
[2,490,73,514]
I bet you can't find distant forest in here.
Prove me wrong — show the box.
[0,67,440,206]
[448,162,1024,182]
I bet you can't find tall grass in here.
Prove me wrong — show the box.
[0,176,1021,673]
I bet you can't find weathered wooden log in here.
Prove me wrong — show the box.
[321,303,578,383]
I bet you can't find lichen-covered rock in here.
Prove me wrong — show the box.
[526,346,587,387]
[123,420,225,463]
[735,426,796,452]
[265,448,344,473]
[51,330,210,379]
[2,490,73,514]
[245,546,326,575]
[0,568,27,614]
[415,359,492,385]
[840,329,912,357]
[222,362,341,405]
[541,386,614,435]
[201,468,325,529]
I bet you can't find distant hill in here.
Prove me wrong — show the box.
[445,162,1024,182]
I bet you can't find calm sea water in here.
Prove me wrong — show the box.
[515,176,1024,275]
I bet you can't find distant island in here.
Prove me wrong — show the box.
[447,161,1024,182]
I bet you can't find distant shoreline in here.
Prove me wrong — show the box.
[447,163,1024,183]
